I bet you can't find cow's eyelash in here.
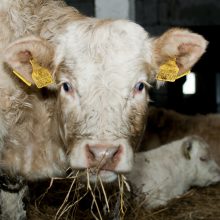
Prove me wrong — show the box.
[58,80,73,86]
[139,80,152,89]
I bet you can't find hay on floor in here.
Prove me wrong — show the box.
[27,173,220,220]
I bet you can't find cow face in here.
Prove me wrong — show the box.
[54,20,154,182]
[4,21,207,182]
[182,136,220,186]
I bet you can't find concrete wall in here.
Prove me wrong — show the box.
[65,0,135,20]
[95,0,135,20]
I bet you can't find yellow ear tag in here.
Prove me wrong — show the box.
[176,70,191,79]
[13,70,32,87]
[156,58,190,82]
[30,59,54,88]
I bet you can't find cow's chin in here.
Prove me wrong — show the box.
[89,170,118,183]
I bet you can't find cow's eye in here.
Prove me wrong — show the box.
[134,82,145,92]
[200,156,208,162]
[62,82,72,92]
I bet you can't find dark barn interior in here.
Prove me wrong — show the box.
[23,1,220,220]
[136,0,220,115]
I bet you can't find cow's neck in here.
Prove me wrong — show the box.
[0,88,68,180]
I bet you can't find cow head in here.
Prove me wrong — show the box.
[4,20,207,182]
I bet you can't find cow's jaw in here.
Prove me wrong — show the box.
[89,170,118,183]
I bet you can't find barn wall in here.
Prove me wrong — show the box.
[136,0,220,114]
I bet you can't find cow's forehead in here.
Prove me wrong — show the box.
[55,19,153,88]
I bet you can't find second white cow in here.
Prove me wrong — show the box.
[127,136,220,208]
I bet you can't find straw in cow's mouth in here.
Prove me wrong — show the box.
[34,168,130,220]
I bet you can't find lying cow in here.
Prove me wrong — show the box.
[0,0,207,219]
[127,136,220,208]
[141,107,220,166]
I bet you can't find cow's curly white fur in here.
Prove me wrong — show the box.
[127,136,220,208]
[0,186,28,220]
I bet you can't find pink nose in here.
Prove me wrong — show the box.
[86,144,121,170]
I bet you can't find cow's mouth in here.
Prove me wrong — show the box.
[66,168,118,184]
[88,169,118,183]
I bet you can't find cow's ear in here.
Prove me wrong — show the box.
[182,140,193,160]
[153,28,208,75]
[4,36,54,86]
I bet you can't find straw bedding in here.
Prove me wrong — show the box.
[27,173,220,220]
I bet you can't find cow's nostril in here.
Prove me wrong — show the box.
[86,145,96,160]
[86,144,120,162]
[86,144,122,171]
[112,145,122,161]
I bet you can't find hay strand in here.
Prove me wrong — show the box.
[55,171,79,219]
[98,175,110,213]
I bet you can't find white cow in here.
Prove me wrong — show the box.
[0,0,207,183]
[127,136,220,208]
[0,0,208,219]
[142,106,220,167]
